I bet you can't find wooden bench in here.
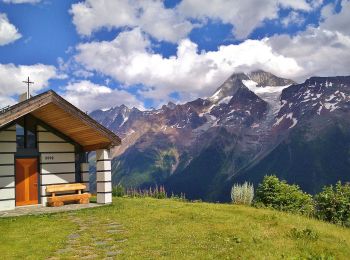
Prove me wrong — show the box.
[46,183,91,207]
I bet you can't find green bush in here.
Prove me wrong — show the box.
[314,181,350,226]
[112,183,125,197]
[255,175,314,215]
[231,182,254,205]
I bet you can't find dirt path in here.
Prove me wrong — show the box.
[48,212,127,259]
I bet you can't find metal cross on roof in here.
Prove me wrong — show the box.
[23,76,34,99]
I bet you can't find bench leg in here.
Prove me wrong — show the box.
[53,201,64,207]
[79,198,89,204]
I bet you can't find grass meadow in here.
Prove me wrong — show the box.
[0,198,350,259]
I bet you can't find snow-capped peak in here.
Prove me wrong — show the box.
[208,71,293,116]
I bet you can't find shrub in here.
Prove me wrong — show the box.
[255,175,314,215]
[170,192,187,202]
[112,183,125,197]
[314,181,350,226]
[231,182,254,205]
[125,185,168,199]
[155,185,167,199]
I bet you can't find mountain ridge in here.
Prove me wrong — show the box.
[90,70,350,201]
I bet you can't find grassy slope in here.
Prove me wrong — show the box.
[1,198,350,259]
[0,214,75,259]
[113,146,178,188]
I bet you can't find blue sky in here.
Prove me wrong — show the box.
[0,0,349,111]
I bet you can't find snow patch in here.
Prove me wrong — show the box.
[242,79,291,115]
[286,113,298,128]
[210,88,222,101]
[303,89,312,99]
[273,112,298,128]
[121,115,129,126]
[242,79,258,89]
[126,129,135,135]
[273,115,285,127]
[325,81,333,87]
[171,123,185,129]
[228,108,237,115]
[218,96,232,105]
[325,94,336,102]
[324,102,338,112]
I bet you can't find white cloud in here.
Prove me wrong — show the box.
[136,1,194,43]
[320,0,350,36]
[278,0,313,10]
[68,0,350,109]
[268,0,350,80]
[310,0,324,9]
[70,0,193,43]
[0,13,21,46]
[268,27,350,80]
[57,56,94,79]
[281,11,305,27]
[70,0,321,42]
[178,0,316,39]
[74,0,350,104]
[75,28,301,103]
[2,0,41,3]
[0,95,16,107]
[61,80,144,112]
[0,63,58,97]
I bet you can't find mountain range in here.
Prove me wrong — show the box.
[90,70,350,201]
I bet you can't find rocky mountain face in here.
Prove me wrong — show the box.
[248,70,295,87]
[229,76,350,197]
[90,70,350,201]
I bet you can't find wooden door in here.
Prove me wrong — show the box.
[15,158,39,206]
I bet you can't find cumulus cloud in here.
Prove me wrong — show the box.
[70,0,321,42]
[75,28,301,102]
[320,0,350,36]
[70,0,193,43]
[268,27,350,80]
[0,13,21,46]
[67,0,350,109]
[178,0,317,39]
[268,0,350,80]
[0,63,59,97]
[61,80,144,112]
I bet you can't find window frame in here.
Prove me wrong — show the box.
[16,115,38,151]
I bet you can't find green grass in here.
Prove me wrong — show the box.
[1,198,350,259]
[0,213,75,259]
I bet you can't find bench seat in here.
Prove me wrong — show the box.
[46,183,91,207]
